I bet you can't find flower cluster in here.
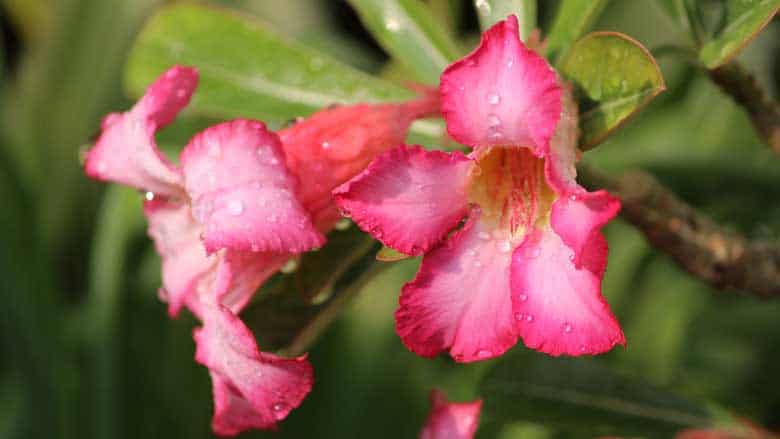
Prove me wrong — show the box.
[335,16,624,362]
[84,66,436,435]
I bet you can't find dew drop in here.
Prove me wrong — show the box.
[496,240,511,253]
[487,93,501,105]
[144,191,155,201]
[568,254,575,262]
[506,58,514,68]
[176,88,187,98]
[524,247,541,259]
[487,113,501,127]
[466,249,476,257]
[518,294,528,302]
[478,231,491,240]
[269,157,280,165]
[579,345,587,352]
[514,312,524,321]
[321,141,331,150]
[228,200,244,216]
[466,59,477,67]
[281,258,299,274]
[564,323,573,334]
[568,194,578,201]
[525,314,534,322]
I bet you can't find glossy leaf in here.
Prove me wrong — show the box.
[699,0,780,69]
[474,0,537,41]
[347,0,461,84]
[545,0,608,61]
[242,227,382,355]
[559,32,666,149]
[480,350,721,437]
[125,3,415,126]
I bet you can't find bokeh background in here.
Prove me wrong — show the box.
[0,1,778,438]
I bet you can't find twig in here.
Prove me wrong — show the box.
[578,164,780,298]
[709,61,780,154]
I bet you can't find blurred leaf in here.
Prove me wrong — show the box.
[0,0,53,42]
[126,3,415,127]
[473,0,537,41]
[698,0,780,69]
[480,350,720,437]
[242,227,382,355]
[376,246,413,262]
[544,0,608,61]
[347,0,460,84]
[559,32,666,149]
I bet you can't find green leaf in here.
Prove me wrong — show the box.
[474,0,537,41]
[545,0,608,62]
[559,32,666,149]
[699,0,780,69]
[479,350,717,437]
[242,227,383,355]
[347,0,461,84]
[126,3,415,126]
[376,246,413,262]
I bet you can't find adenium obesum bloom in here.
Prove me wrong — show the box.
[419,389,482,439]
[335,16,624,362]
[84,66,437,435]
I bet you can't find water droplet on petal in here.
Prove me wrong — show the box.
[569,194,578,201]
[568,254,575,262]
[580,345,587,352]
[466,249,476,257]
[487,93,501,105]
[228,200,244,216]
[525,314,534,322]
[281,258,299,273]
[564,323,573,334]
[478,232,491,240]
[476,349,492,359]
[321,141,331,150]
[144,191,155,201]
[514,312,524,321]
[487,113,501,127]
[518,294,528,302]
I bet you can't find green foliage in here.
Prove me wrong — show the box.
[126,3,414,126]
[698,0,780,68]
[544,0,608,61]
[559,32,666,149]
[347,0,461,83]
[474,0,537,40]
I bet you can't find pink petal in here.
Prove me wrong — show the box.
[194,303,313,435]
[544,82,621,267]
[143,199,218,317]
[84,66,197,196]
[420,389,482,439]
[333,145,473,255]
[396,209,519,362]
[213,250,290,314]
[279,96,440,230]
[180,119,324,254]
[510,228,624,356]
[440,16,561,153]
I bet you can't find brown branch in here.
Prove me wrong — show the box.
[709,61,780,154]
[578,164,780,298]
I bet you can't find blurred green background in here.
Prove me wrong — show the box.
[0,1,778,438]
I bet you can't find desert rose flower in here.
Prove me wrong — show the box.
[335,16,624,362]
[419,389,482,439]
[83,65,437,434]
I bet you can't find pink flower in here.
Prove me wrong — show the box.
[419,390,482,439]
[84,65,438,434]
[334,16,624,362]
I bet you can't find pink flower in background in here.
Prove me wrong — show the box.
[84,64,438,435]
[335,16,624,362]
[419,389,482,439]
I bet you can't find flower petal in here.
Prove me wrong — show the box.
[279,97,439,229]
[440,16,560,152]
[180,119,324,254]
[510,228,624,356]
[143,199,218,317]
[84,66,197,196]
[194,303,313,435]
[545,83,621,266]
[214,250,290,314]
[396,209,518,362]
[334,145,472,255]
[420,389,482,439]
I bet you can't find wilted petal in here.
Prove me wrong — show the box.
[279,96,439,229]
[420,389,482,439]
[84,66,197,196]
[334,145,472,255]
[440,16,560,153]
[194,303,313,436]
[510,228,624,356]
[180,119,324,254]
[143,198,218,317]
[396,209,518,362]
